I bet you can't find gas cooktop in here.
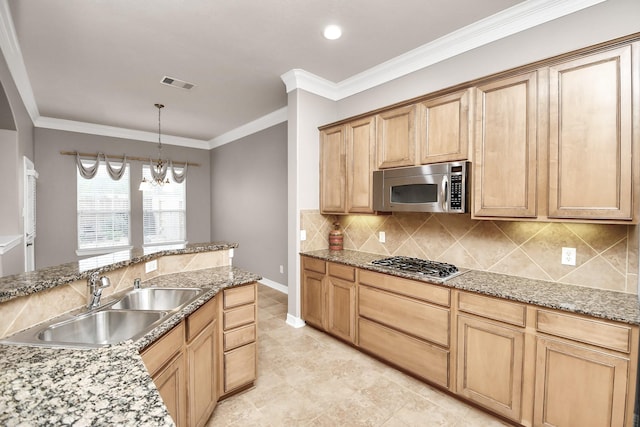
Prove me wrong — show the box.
[371,256,463,281]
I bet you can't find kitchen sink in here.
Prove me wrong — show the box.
[38,309,166,346]
[109,287,202,311]
[0,286,205,349]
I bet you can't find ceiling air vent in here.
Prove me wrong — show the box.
[160,76,196,90]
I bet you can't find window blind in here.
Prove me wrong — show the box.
[77,161,130,251]
[142,165,186,245]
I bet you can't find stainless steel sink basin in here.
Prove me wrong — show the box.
[109,287,202,311]
[38,310,166,346]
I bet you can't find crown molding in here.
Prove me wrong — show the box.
[34,116,209,149]
[208,106,288,149]
[281,0,606,99]
[0,0,39,123]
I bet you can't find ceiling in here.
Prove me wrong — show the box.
[0,0,601,148]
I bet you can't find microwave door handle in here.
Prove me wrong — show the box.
[441,175,448,211]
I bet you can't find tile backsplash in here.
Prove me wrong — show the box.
[301,210,639,294]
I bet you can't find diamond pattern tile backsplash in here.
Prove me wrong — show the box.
[301,210,639,294]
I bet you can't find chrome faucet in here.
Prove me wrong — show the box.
[87,272,111,309]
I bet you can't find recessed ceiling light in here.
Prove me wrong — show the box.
[323,24,342,40]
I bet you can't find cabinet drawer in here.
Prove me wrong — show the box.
[536,309,632,353]
[224,324,256,351]
[457,292,526,327]
[302,257,326,274]
[328,262,355,282]
[223,284,255,309]
[141,322,185,376]
[186,296,217,342]
[359,317,449,388]
[224,342,257,393]
[359,269,450,306]
[224,304,256,330]
[359,285,450,347]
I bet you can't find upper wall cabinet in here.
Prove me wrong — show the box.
[548,45,635,221]
[320,125,346,214]
[418,89,472,164]
[320,117,376,214]
[473,72,539,219]
[376,105,417,169]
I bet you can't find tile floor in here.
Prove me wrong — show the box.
[207,284,512,426]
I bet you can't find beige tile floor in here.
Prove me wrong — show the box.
[208,284,512,427]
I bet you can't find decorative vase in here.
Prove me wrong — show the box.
[329,220,343,251]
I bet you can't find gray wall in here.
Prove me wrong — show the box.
[210,122,287,286]
[0,45,34,276]
[34,128,211,268]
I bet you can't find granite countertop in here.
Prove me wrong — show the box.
[302,249,640,325]
[0,265,262,426]
[0,241,238,303]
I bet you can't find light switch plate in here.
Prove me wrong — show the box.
[300,230,307,241]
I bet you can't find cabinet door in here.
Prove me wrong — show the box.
[473,72,538,218]
[419,89,471,164]
[456,315,524,422]
[548,46,633,220]
[187,321,217,427]
[346,116,376,213]
[326,276,356,343]
[154,353,188,427]
[224,342,257,393]
[534,337,629,427]
[320,125,346,213]
[301,269,325,329]
[376,105,417,169]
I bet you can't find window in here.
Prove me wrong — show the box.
[77,161,130,254]
[142,165,186,246]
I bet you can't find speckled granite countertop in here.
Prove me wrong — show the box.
[0,241,238,303]
[0,265,261,426]
[302,249,640,325]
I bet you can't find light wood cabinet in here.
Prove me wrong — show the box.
[326,264,357,342]
[473,71,539,218]
[346,116,376,213]
[418,89,471,164]
[534,337,630,427]
[376,104,417,169]
[548,45,635,221]
[456,314,524,421]
[186,297,218,427]
[319,125,346,214]
[141,323,187,427]
[219,282,257,397]
[301,256,357,344]
[358,270,451,388]
[319,117,376,214]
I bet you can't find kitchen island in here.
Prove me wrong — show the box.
[0,243,261,426]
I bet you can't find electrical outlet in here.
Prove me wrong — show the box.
[561,247,576,266]
[279,265,284,274]
[145,259,158,273]
[379,231,386,243]
[300,230,307,241]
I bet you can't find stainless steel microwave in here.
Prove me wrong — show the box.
[373,161,469,213]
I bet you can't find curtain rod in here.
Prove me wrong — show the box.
[59,150,201,167]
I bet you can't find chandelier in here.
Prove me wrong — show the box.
[139,103,171,190]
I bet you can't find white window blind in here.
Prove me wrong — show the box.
[77,161,130,253]
[142,165,186,246]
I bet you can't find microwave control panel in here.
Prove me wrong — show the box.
[450,174,463,211]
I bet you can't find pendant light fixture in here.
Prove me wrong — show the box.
[139,103,171,190]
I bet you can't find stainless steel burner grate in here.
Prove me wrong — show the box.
[371,256,458,278]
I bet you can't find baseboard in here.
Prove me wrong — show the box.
[286,314,306,328]
[258,278,288,294]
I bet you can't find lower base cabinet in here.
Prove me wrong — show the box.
[141,283,258,427]
[534,337,630,427]
[456,314,524,422]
